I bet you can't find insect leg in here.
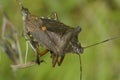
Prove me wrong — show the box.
[53,55,58,67]
[29,41,41,64]
[52,12,58,20]
[47,12,58,20]
[58,55,65,66]
[39,49,49,56]
[50,52,58,67]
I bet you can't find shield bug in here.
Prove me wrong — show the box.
[16,0,84,66]
[16,0,119,66]
[16,0,119,80]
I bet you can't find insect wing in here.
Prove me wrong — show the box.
[31,30,58,53]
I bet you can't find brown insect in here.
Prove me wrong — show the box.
[17,1,83,66]
[15,0,119,80]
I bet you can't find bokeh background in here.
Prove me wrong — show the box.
[0,0,120,80]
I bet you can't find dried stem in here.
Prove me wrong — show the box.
[11,61,36,70]
[1,12,23,64]
[25,41,29,63]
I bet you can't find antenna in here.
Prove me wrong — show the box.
[83,36,119,49]
[78,54,82,80]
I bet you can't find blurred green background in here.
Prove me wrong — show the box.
[0,0,120,80]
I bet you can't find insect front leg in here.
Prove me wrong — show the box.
[30,40,41,64]
[30,41,50,64]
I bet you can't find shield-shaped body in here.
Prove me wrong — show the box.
[30,18,83,55]
[21,7,83,66]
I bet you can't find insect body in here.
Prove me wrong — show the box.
[17,0,118,68]
[37,18,83,66]
[21,6,83,66]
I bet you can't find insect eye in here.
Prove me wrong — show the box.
[22,7,29,16]
[25,9,28,13]
[27,32,31,35]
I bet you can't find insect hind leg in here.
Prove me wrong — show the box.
[58,55,65,66]
[47,12,58,20]
[50,52,59,67]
